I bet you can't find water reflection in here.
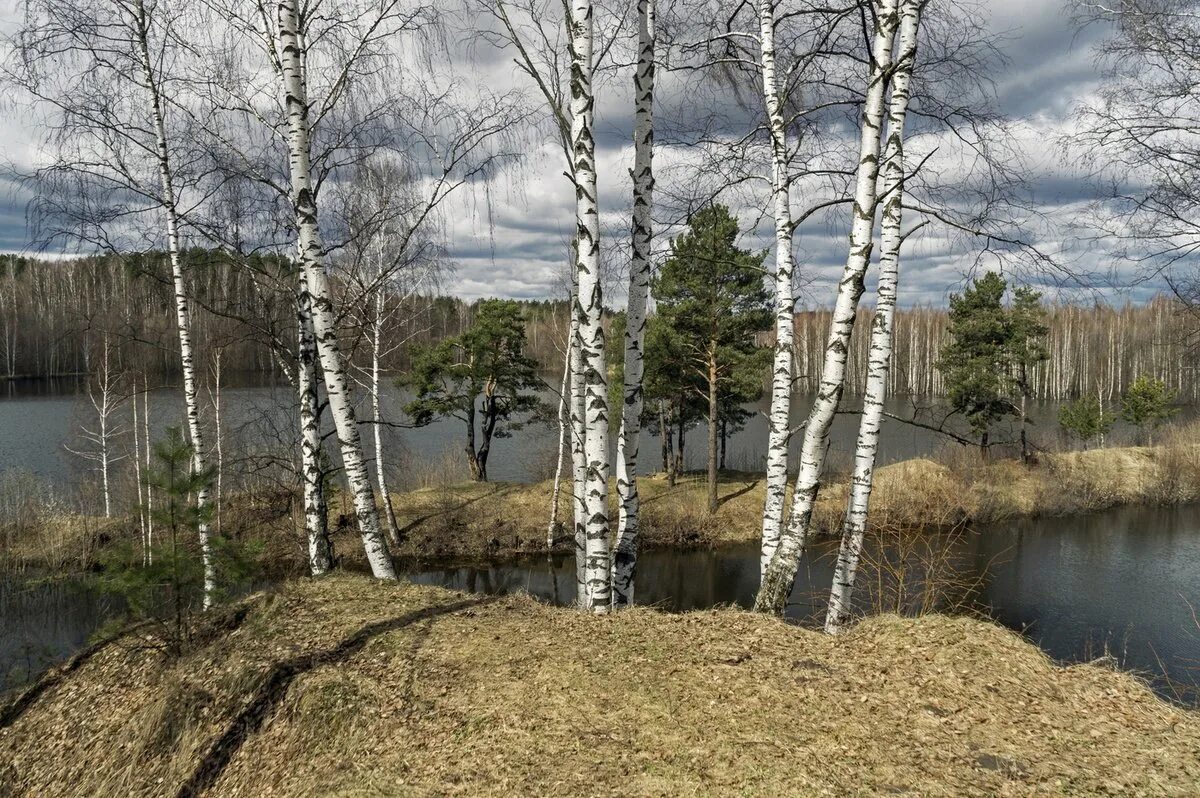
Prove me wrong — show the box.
[5,504,1199,702]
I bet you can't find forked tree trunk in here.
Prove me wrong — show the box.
[298,269,332,575]
[825,0,921,634]
[276,0,395,580]
[612,0,655,608]
[133,0,214,607]
[755,0,900,615]
[757,0,798,579]
[568,0,611,612]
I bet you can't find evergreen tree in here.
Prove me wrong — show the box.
[1121,375,1177,445]
[1059,396,1116,448]
[401,299,544,481]
[938,272,1048,456]
[1008,285,1050,460]
[653,205,771,511]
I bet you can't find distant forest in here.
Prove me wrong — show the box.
[1,253,1195,400]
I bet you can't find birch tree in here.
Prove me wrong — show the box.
[9,0,219,607]
[274,0,396,580]
[755,0,900,615]
[567,0,613,612]
[612,0,656,608]
[825,0,923,634]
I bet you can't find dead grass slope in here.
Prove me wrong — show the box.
[2,576,1197,797]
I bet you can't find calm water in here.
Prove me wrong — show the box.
[0,376,1153,491]
[5,504,1199,701]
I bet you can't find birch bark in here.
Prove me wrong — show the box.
[547,335,571,548]
[755,0,900,614]
[133,0,214,608]
[757,0,798,579]
[297,268,332,575]
[612,0,655,608]
[568,0,611,612]
[276,0,395,580]
[371,253,402,546]
[824,0,921,634]
[570,298,588,606]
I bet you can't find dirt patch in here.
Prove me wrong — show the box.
[1,576,1196,796]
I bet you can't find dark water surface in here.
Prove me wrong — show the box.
[0,376,1168,489]
[5,504,1199,702]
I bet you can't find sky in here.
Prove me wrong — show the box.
[0,0,1164,308]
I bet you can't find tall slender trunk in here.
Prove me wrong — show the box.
[298,268,332,575]
[143,382,153,563]
[547,335,571,548]
[568,0,610,612]
[825,0,921,634]
[133,376,146,563]
[758,0,798,579]
[211,349,223,535]
[276,0,395,580]
[755,0,900,615]
[133,0,213,607]
[569,296,588,606]
[707,347,719,514]
[371,260,401,546]
[612,0,655,608]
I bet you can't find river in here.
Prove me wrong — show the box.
[4,504,1199,703]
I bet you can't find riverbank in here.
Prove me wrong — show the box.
[380,439,1200,561]
[1,576,1196,796]
[5,440,1200,572]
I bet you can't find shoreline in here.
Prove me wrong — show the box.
[5,442,1200,573]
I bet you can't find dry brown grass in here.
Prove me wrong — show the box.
[2,576,1197,797]
[12,430,1200,574]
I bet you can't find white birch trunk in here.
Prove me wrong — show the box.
[824,0,921,634]
[569,287,588,607]
[298,268,332,575]
[143,383,153,562]
[548,336,571,549]
[568,0,611,612]
[612,0,655,609]
[758,0,798,578]
[132,376,146,563]
[133,0,214,607]
[275,0,396,580]
[755,0,899,614]
[372,254,402,547]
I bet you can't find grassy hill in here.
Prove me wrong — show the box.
[2,576,1197,796]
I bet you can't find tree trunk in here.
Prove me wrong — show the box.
[569,0,611,613]
[757,0,798,580]
[707,347,719,514]
[476,390,498,484]
[825,0,921,635]
[719,419,727,471]
[659,400,671,474]
[298,269,331,575]
[570,297,588,607]
[612,0,655,609]
[133,0,213,607]
[276,0,395,580]
[547,336,571,548]
[755,0,899,615]
[371,262,402,546]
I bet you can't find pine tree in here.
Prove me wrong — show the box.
[1121,376,1177,445]
[653,205,771,513]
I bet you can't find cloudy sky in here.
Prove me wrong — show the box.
[0,1,1158,307]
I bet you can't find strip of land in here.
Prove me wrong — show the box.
[7,442,1200,572]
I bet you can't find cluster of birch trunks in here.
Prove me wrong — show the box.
[551,0,931,630]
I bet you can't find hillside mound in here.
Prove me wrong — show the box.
[2,577,1197,796]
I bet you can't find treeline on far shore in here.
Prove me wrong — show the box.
[1,252,1195,401]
